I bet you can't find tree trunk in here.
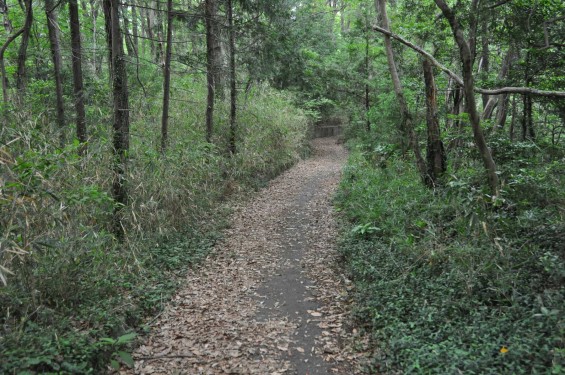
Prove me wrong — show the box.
[522,92,534,140]
[15,0,32,92]
[161,0,172,153]
[205,0,215,143]
[69,0,87,147]
[90,0,101,75]
[1,28,23,105]
[365,28,371,132]
[45,0,66,144]
[1,0,13,33]
[375,0,427,182]
[423,59,446,186]
[123,7,135,56]
[228,0,237,155]
[107,0,130,239]
[482,47,514,121]
[509,94,517,141]
[480,18,489,108]
[435,0,499,196]
[494,93,509,131]
[102,0,113,77]
[132,4,139,56]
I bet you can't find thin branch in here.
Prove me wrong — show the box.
[372,25,565,99]
[487,0,513,9]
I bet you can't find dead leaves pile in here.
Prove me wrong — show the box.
[127,138,370,374]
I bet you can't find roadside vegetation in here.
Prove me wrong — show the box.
[0,78,310,372]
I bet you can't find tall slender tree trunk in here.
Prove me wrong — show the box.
[375,0,427,182]
[509,94,517,141]
[161,0,173,153]
[482,48,514,121]
[228,0,237,155]
[107,0,130,239]
[132,4,139,56]
[480,18,489,108]
[1,29,23,105]
[205,0,216,143]
[90,0,101,75]
[494,93,509,131]
[123,8,135,56]
[365,27,371,132]
[69,0,87,147]
[45,0,66,143]
[15,0,32,93]
[103,0,113,77]
[434,0,499,196]
[423,59,446,186]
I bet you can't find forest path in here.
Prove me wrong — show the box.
[130,137,366,374]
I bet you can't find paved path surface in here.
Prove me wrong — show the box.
[130,138,366,374]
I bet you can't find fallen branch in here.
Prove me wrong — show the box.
[372,25,565,99]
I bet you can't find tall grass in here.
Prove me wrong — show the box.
[0,73,310,372]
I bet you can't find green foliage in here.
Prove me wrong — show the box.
[1,71,310,372]
[336,140,565,373]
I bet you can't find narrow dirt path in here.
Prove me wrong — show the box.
[130,138,366,374]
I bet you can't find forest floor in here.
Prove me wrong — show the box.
[126,137,369,374]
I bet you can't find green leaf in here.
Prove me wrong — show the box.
[117,351,134,367]
[117,332,137,345]
[110,359,120,370]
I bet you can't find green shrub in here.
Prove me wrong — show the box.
[336,141,565,374]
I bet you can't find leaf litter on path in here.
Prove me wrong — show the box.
[126,138,370,374]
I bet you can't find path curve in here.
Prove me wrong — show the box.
[130,137,366,374]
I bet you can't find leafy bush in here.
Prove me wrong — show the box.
[336,140,565,373]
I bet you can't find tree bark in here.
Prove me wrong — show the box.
[375,0,427,182]
[423,59,446,186]
[90,0,101,75]
[15,0,32,92]
[45,0,66,143]
[102,0,113,77]
[1,28,23,105]
[132,3,139,56]
[161,0,172,153]
[481,47,514,121]
[365,27,371,132]
[494,93,509,131]
[480,18,489,108]
[228,0,237,155]
[434,0,499,196]
[205,0,215,143]
[107,0,130,239]
[1,0,13,33]
[509,94,517,141]
[69,0,87,147]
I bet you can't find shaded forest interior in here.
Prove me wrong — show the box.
[1,0,564,373]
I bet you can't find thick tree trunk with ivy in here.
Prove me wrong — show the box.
[45,0,65,143]
[375,0,427,182]
[423,59,446,186]
[434,0,499,196]
[108,0,130,239]
[69,0,87,147]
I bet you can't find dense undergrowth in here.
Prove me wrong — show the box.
[0,73,310,373]
[336,129,564,373]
